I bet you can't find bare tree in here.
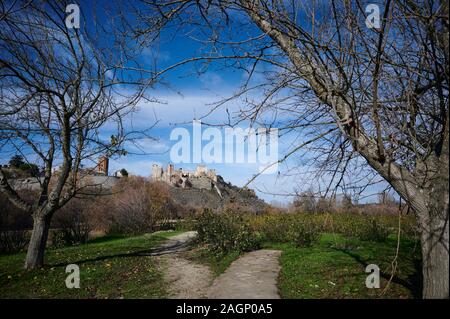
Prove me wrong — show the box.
[292,189,317,213]
[378,190,396,206]
[135,0,448,298]
[0,1,153,268]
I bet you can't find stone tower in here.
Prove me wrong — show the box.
[152,164,163,181]
[166,163,174,182]
[195,165,207,176]
[207,169,217,182]
[97,156,109,175]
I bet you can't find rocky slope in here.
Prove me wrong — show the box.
[168,175,268,214]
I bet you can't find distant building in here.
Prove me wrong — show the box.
[12,156,122,192]
[151,163,221,196]
[97,156,109,176]
[113,168,128,178]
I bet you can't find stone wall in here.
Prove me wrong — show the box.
[190,176,213,190]
[151,164,218,190]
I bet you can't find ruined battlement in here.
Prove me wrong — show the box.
[151,164,220,194]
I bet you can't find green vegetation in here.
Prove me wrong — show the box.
[183,246,241,276]
[6,155,39,177]
[250,212,418,243]
[191,211,422,298]
[269,233,421,299]
[195,209,262,257]
[1,210,422,299]
[0,231,182,298]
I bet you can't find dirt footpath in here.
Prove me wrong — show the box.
[207,250,282,299]
[155,231,213,298]
[154,232,282,299]
[157,254,213,298]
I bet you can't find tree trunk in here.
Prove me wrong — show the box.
[419,176,449,299]
[24,214,51,269]
[420,213,449,299]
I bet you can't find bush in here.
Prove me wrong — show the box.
[0,191,34,253]
[0,230,30,253]
[109,183,152,235]
[251,213,321,246]
[355,218,390,242]
[97,177,178,236]
[288,220,321,247]
[195,210,415,254]
[52,198,93,246]
[195,209,261,256]
[256,214,293,243]
[0,191,33,231]
[318,213,395,242]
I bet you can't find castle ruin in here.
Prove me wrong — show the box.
[151,164,221,196]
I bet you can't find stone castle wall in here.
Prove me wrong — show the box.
[151,164,218,191]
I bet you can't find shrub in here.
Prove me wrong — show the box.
[98,177,178,235]
[319,213,393,242]
[108,182,153,235]
[195,210,414,253]
[0,191,33,231]
[356,218,390,242]
[252,213,321,246]
[257,214,293,243]
[52,197,93,246]
[401,216,419,240]
[288,220,321,247]
[195,209,261,256]
[0,230,30,253]
[0,190,34,253]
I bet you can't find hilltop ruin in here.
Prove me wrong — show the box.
[152,164,222,197]
[151,163,267,213]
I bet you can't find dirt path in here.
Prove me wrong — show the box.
[154,232,282,299]
[207,250,282,299]
[149,231,198,256]
[157,254,213,298]
[155,231,213,298]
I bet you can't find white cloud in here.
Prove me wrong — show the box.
[129,91,237,127]
[199,72,224,88]
[125,138,170,155]
[141,47,172,62]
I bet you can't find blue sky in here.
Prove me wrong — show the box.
[1,0,389,205]
[103,2,389,204]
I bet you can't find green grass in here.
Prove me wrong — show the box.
[185,230,422,299]
[1,228,422,299]
[0,230,183,299]
[265,233,422,299]
[183,246,241,276]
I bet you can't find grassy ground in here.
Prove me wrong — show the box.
[266,233,422,299]
[1,229,422,299]
[183,246,241,276]
[0,230,182,299]
[188,233,422,299]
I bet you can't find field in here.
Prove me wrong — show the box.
[189,211,422,299]
[0,212,422,299]
[0,231,182,298]
[186,233,421,299]
[270,233,421,298]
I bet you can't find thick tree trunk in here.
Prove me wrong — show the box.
[24,214,51,269]
[420,216,449,299]
[420,123,449,299]
[419,172,449,298]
